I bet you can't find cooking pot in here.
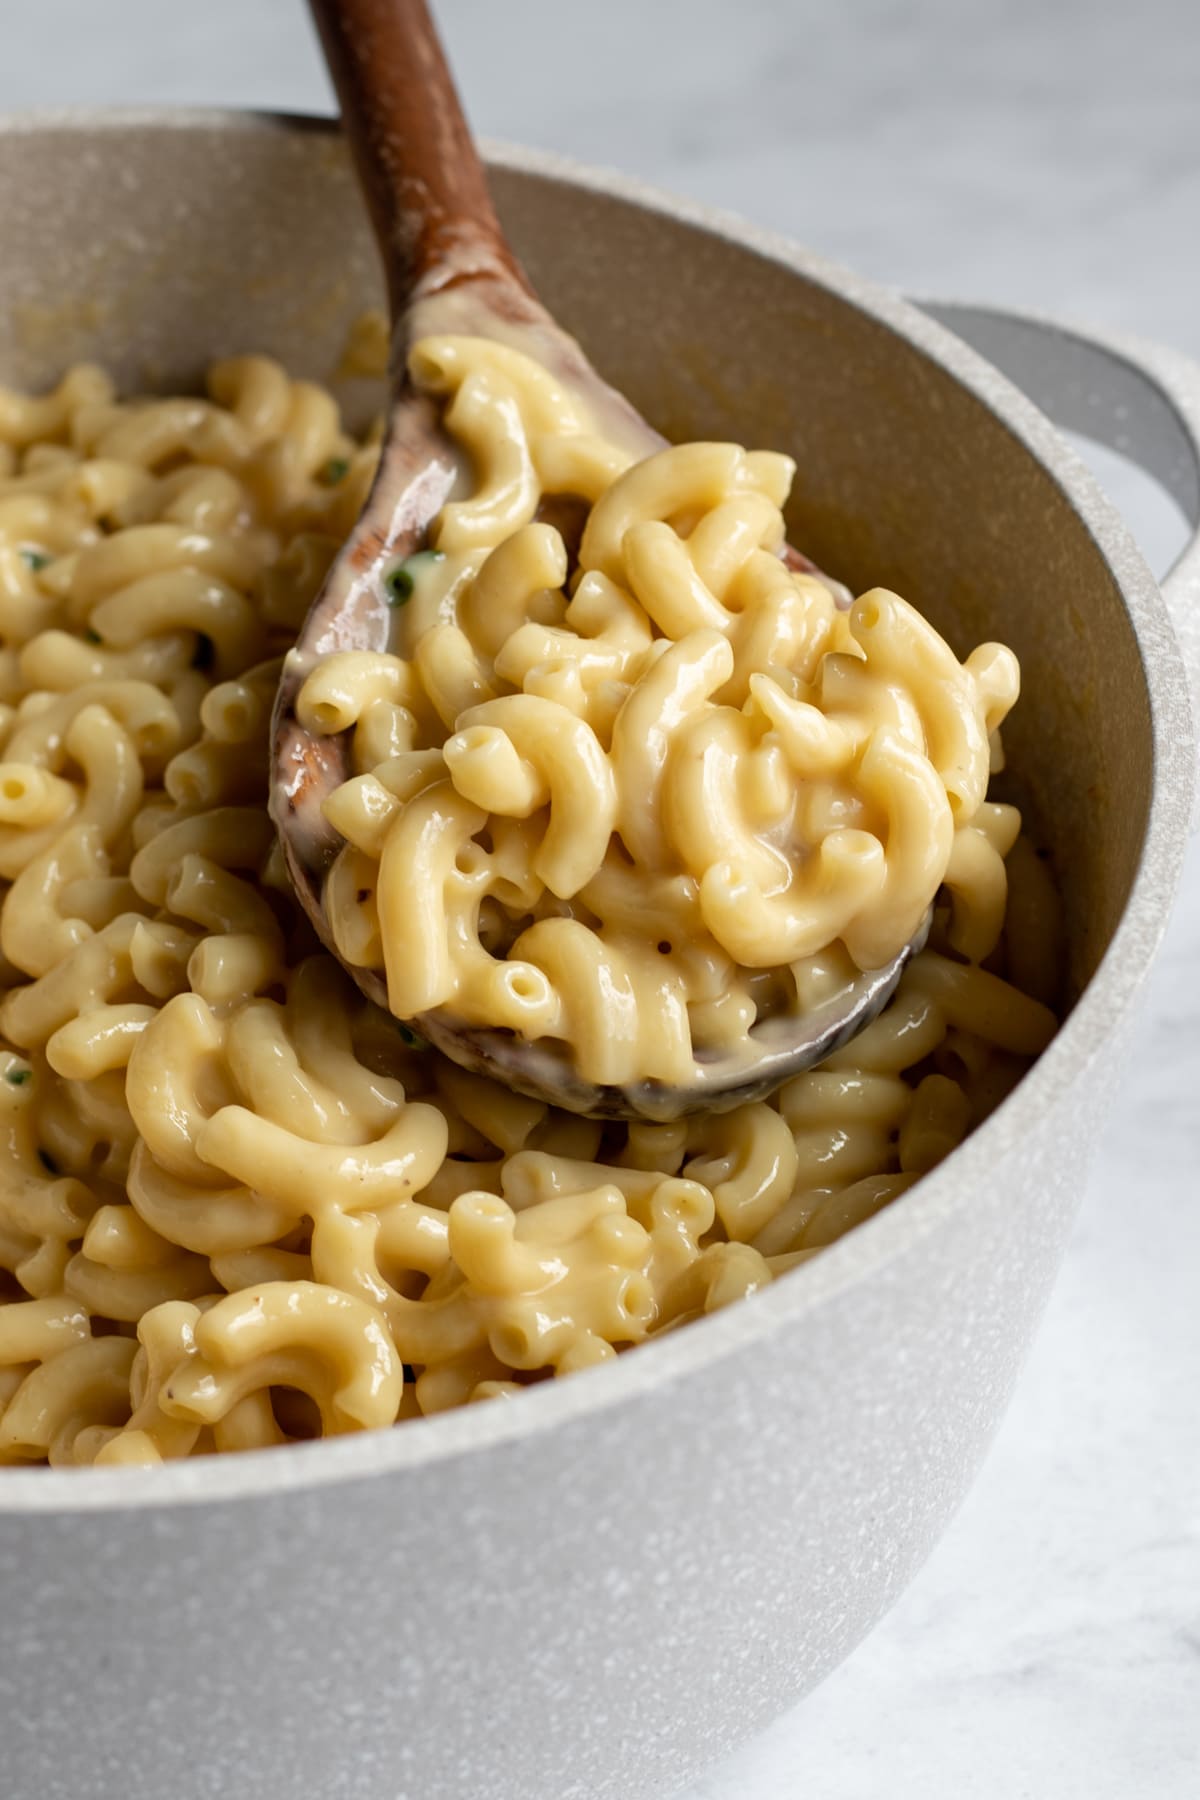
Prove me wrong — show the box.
[1,111,1197,1800]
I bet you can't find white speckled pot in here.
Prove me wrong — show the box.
[1,113,1198,1800]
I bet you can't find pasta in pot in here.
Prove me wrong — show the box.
[297,335,1024,1089]
[0,342,1059,1466]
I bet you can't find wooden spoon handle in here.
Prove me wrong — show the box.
[309,0,528,311]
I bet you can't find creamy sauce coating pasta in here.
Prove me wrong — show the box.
[297,336,1024,1090]
[0,345,1059,1466]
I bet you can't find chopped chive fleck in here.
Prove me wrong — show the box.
[385,565,415,605]
[20,547,51,571]
[5,1067,32,1085]
[384,549,444,606]
[192,633,215,670]
[319,455,350,486]
[84,628,102,645]
[396,1023,428,1050]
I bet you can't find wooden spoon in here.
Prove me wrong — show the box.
[271,0,926,1120]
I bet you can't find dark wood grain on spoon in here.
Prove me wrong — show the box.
[271,0,921,1119]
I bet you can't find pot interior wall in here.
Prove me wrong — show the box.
[0,117,1152,1002]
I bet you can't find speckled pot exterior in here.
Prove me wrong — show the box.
[0,115,1197,1800]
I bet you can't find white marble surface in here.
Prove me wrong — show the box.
[3,3,1199,1795]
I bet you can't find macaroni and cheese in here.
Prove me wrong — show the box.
[0,343,1059,1465]
[296,336,1025,1095]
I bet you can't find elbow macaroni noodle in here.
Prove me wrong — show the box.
[0,334,1060,1465]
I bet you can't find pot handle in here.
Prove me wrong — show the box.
[917,301,1200,732]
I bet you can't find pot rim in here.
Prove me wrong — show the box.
[0,106,1190,1514]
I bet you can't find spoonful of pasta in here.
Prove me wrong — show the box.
[272,0,1017,1120]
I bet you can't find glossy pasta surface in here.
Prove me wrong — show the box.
[0,347,1059,1466]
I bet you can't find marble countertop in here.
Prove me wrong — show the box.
[3,3,1198,1795]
